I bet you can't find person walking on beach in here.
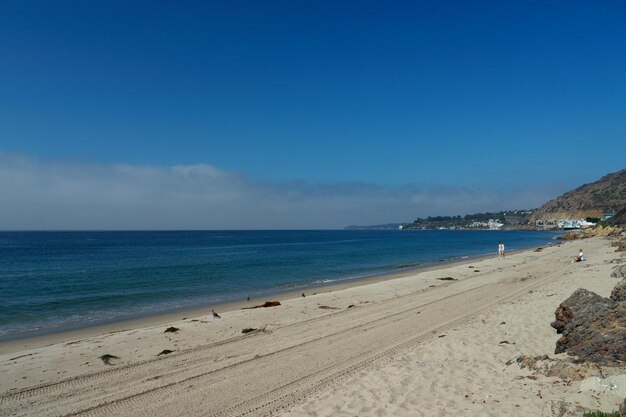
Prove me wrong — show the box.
[498,242,505,259]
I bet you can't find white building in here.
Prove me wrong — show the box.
[488,219,503,229]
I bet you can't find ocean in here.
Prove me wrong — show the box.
[0,230,559,341]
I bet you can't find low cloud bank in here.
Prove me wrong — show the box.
[1,153,561,230]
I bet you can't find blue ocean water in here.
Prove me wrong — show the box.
[0,230,559,340]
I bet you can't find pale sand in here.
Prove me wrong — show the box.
[0,237,624,416]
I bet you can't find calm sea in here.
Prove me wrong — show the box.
[0,230,559,340]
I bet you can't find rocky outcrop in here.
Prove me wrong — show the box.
[560,226,623,241]
[551,288,626,366]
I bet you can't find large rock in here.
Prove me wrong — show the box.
[551,288,626,366]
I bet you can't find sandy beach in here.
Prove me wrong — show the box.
[1,236,624,416]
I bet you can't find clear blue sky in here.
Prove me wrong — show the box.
[1,1,625,229]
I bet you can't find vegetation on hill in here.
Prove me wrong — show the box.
[402,210,533,230]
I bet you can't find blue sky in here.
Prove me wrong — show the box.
[1,1,625,229]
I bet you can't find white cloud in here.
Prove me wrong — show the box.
[0,153,563,230]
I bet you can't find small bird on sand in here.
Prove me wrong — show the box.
[301,293,306,298]
[212,309,221,319]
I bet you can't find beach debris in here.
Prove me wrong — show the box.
[468,266,474,268]
[534,247,543,252]
[241,328,257,334]
[438,334,446,338]
[157,349,174,356]
[99,354,120,365]
[212,309,221,319]
[551,287,626,365]
[347,304,355,308]
[164,327,179,333]
[500,321,506,325]
[473,270,480,272]
[243,301,282,309]
[499,341,515,345]
[301,293,306,298]
[318,305,339,310]
[437,277,457,281]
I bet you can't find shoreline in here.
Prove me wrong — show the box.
[0,248,515,354]
[0,240,554,351]
[1,236,622,416]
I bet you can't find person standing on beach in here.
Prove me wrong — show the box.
[498,242,505,259]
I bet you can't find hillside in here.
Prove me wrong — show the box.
[607,205,626,225]
[530,169,626,222]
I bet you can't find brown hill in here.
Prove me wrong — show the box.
[607,205,626,225]
[530,169,626,222]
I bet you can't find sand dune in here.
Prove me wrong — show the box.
[1,237,623,416]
